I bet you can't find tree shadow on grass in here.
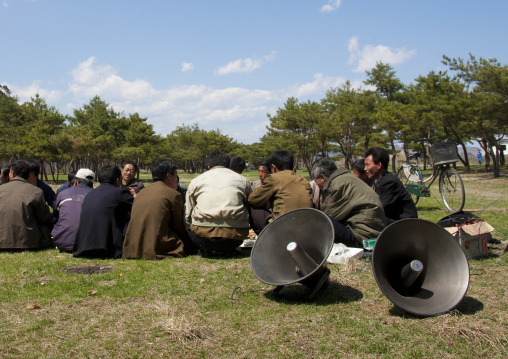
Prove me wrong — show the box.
[263,281,363,306]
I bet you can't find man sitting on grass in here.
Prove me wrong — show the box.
[185,151,252,255]
[0,160,53,249]
[248,150,313,232]
[51,168,95,253]
[123,159,195,259]
[73,165,133,259]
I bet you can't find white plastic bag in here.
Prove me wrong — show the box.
[326,243,364,264]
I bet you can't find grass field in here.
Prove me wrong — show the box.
[1,166,507,358]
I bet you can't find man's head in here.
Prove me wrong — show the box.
[205,151,230,169]
[364,147,389,180]
[67,170,77,183]
[258,158,272,183]
[121,160,138,185]
[10,160,31,180]
[26,159,41,185]
[229,156,246,174]
[269,150,294,172]
[74,168,95,188]
[0,166,10,184]
[98,165,122,186]
[152,159,178,189]
[352,159,370,184]
[311,158,337,189]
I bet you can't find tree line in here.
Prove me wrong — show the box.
[1,53,507,179]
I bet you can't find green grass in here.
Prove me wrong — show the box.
[3,169,507,358]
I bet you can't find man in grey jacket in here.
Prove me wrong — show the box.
[186,151,252,255]
[312,158,386,247]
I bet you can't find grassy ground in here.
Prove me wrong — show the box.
[1,166,507,358]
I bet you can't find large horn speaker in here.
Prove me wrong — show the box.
[250,208,335,299]
[372,219,470,316]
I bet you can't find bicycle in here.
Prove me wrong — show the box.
[397,139,465,212]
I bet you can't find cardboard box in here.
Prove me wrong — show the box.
[443,222,494,259]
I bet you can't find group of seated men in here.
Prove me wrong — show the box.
[0,146,417,258]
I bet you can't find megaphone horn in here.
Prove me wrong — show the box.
[250,208,335,299]
[372,219,470,316]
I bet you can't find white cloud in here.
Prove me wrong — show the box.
[347,37,416,73]
[6,57,354,144]
[215,51,277,75]
[321,0,342,13]
[7,81,62,104]
[2,1,8,8]
[181,62,194,72]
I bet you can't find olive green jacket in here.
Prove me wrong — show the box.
[320,168,386,242]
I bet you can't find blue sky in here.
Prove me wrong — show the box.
[1,0,507,144]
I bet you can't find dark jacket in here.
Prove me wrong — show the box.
[51,184,93,252]
[122,181,192,259]
[320,168,386,242]
[0,177,53,249]
[373,171,418,224]
[248,170,313,219]
[37,178,56,207]
[73,183,133,258]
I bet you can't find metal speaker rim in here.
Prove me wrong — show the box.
[372,218,470,317]
[250,208,335,286]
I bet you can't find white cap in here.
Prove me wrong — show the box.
[75,168,95,182]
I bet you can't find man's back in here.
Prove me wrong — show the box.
[248,170,313,219]
[123,181,190,259]
[73,183,133,258]
[0,178,52,249]
[52,184,93,252]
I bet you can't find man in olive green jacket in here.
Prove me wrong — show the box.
[249,150,312,232]
[312,158,386,247]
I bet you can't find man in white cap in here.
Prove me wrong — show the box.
[51,168,95,252]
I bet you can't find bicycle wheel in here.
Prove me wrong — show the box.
[399,163,422,182]
[397,165,420,205]
[439,167,465,212]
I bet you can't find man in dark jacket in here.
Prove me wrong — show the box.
[364,147,418,224]
[312,158,386,247]
[73,165,133,258]
[52,169,95,252]
[0,160,53,249]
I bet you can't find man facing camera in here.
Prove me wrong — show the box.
[73,165,133,259]
[312,158,386,247]
[364,146,418,224]
[186,151,252,255]
[123,159,195,259]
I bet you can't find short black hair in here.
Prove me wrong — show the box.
[152,159,177,182]
[258,158,272,170]
[1,166,10,182]
[75,177,93,188]
[98,165,121,184]
[364,147,389,169]
[27,159,41,177]
[269,150,294,171]
[311,158,337,179]
[352,159,366,174]
[121,160,138,172]
[10,160,31,180]
[68,170,77,182]
[205,151,230,169]
[230,156,246,174]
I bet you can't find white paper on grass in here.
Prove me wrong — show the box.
[326,243,364,264]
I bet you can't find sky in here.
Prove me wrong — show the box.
[1,0,507,144]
